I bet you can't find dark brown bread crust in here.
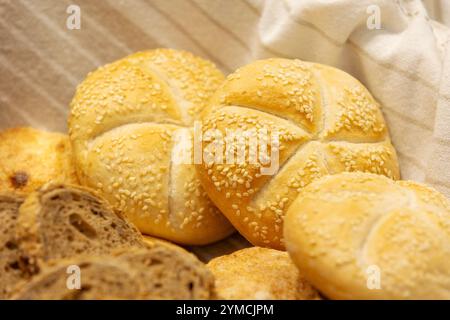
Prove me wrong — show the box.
[14,246,215,300]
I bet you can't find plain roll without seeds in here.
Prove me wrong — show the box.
[207,247,320,300]
[196,58,400,249]
[68,49,234,245]
[0,127,78,194]
[284,172,450,300]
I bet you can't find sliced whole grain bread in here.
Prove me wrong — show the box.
[0,194,37,298]
[0,194,23,299]
[16,184,145,271]
[14,245,215,300]
[121,244,215,299]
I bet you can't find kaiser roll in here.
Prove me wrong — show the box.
[68,49,234,245]
[207,247,320,300]
[197,58,400,249]
[284,172,450,300]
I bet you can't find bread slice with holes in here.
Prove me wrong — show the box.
[0,194,37,299]
[14,245,215,300]
[16,183,145,273]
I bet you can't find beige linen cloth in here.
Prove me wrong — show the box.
[1,0,449,258]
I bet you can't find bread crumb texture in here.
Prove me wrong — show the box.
[198,59,400,249]
[13,246,215,300]
[207,247,320,300]
[0,194,30,299]
[15,184,145,273]
[284,172,450,299]
[0,127,78,194]
[69,49,233,245]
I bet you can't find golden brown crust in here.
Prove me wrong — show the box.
[197,58,400,249]
[69,49,234,245]
[284,172,450,300]
[142,235,190,254]
[0,127,78,194]
[207,247,320,300]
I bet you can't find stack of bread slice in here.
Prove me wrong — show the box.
[0,184,215,299]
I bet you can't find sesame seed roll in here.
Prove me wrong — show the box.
[284,172,450,299]
[69,49,234,245]
[197,58,400,249]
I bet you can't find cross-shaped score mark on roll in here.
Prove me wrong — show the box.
[171,121,280,176]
